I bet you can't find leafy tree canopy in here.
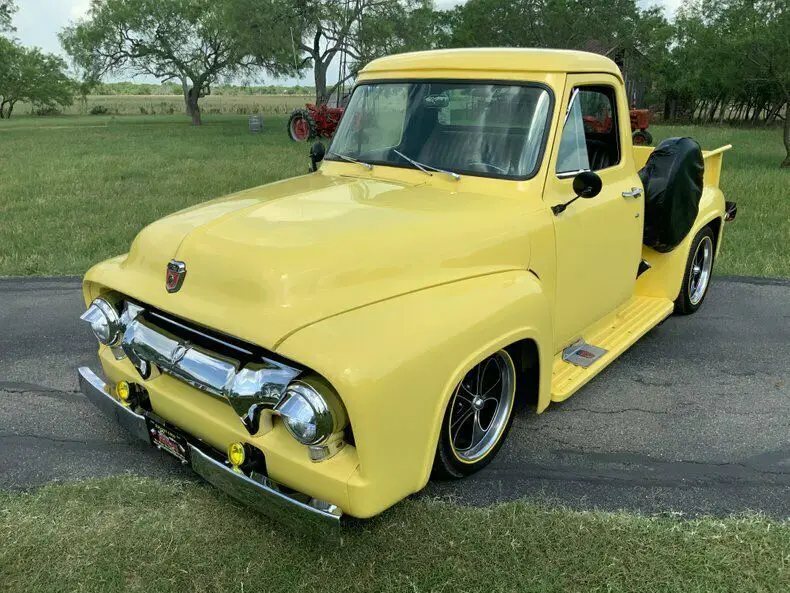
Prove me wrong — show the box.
[60,0,295,124]
[0,0,16,33]
[0,38,74,118]
[236,0,441,105]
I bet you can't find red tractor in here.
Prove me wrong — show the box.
[629,108,652,145]
[287,103,345,141]
[582,107,653,145]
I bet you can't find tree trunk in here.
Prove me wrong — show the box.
[707,98,719,123]
[717,98,727,124]
[187,86,202,125]
[765,103,782,128]
[314,58,329,105]
[181,78,191,116]
[782,102,790,168]
[6,100,14,119]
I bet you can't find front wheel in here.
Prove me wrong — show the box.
[432,350,517,479]
[675,227,715,315]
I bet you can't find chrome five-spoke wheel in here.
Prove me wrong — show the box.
[688,235,713,305]
[676,226,716,315]
[433,349,517,478]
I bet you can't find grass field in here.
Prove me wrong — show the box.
[0,114,786,277]
[15,94,312,116]
[2,477,789,593]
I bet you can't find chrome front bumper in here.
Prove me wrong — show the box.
[77,366,343,527]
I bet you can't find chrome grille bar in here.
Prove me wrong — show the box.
[119,307,300,432]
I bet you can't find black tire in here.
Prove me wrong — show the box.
[287,108,316,142]
[432,350,517,480]
[675,226,716,315]
[632,129,653,145]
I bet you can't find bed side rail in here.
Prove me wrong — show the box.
[701,144,732,189]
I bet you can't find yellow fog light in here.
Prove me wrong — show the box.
[116,381,131,405]
[227,442,246,468]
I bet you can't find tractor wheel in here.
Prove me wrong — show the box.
[632,129,653,146]
[287,109,316,142]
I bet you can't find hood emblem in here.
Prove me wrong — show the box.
[165,260,187,293]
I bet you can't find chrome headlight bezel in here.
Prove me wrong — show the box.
[276,379,346,446]
[80,297,124,347]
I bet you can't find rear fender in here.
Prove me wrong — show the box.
[276,271,552,516]
[636,186,725,301]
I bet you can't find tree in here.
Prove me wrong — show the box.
[354,1,444,68]
[0,40,74,118]
[446,0,643,50]
[726,0,790,167]
[238,0,437,106]
[0,0,16,33]
[60,0,291,125]
[662,0,790,167]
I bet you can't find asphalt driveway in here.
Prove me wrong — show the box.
[1,276,788,517]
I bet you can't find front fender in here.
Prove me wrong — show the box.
[276,270,552,517]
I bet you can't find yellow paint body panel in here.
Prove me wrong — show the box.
[82,50,730,518]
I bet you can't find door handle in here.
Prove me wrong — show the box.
[622,187,643,198]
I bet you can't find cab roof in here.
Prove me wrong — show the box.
[361,48,623,80]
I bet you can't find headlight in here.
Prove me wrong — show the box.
[276,378,346,445]
[80,298,123,346]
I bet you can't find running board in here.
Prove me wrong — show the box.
[551,296,674,402]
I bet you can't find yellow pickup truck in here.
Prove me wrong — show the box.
[77,48,734,524]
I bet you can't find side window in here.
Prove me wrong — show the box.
[556,86,621,176]
[556,90,590,175]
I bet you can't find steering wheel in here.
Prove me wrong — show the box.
[466,161,508,174]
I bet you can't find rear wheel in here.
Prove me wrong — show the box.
[632,129,653,145]
[675,226,715,315]
[287,109,315,142]
[433,350,517,479]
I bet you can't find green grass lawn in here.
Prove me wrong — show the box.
[0,115,787,277]
[1,476,789,593]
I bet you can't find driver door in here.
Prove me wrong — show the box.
[545,74,644,350]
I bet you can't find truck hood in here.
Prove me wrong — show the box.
[105,173,531,350]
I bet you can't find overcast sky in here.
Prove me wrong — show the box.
[13,0,683,85]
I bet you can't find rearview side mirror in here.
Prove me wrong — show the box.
[572,170,603,199]
[552,170,603,215]
[309,141,325,172]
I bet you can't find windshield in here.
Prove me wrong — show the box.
[328,81,552,180]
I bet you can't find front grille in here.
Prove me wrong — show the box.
[118,299,302,433]
[128,300,303,370]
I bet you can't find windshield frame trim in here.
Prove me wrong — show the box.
[325,78,556,182]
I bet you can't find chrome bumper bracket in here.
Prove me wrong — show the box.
[77,366,342,527]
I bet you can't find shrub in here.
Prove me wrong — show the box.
[89,105,109,115]
[32,105,62,116]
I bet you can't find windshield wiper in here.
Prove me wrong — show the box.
[393,149,460,181]
[328,151,373,170]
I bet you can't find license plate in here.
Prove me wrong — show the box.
[148,420,190,464]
